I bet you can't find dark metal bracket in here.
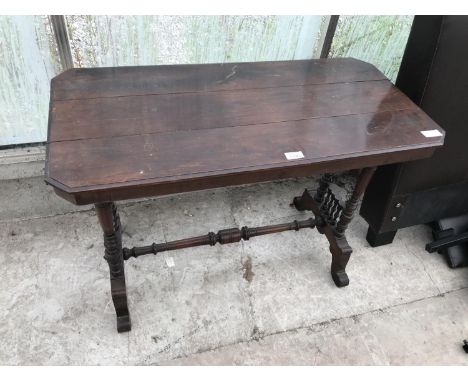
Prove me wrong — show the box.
[426,230,468,253]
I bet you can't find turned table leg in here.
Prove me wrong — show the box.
[95,202,131,333]
[329,167,376,286]
[292,168,377,287]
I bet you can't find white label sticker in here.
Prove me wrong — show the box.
[165,256,175,268]
[421,129,443,138]
[284,151,305,160]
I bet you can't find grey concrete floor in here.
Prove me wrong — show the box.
[1,175,468,365]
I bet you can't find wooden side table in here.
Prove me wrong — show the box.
[45,58,445,332]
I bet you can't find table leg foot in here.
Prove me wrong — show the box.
[110,275,131,333]
[96,202,132,333]
[331,270,349,287]
[291,188,317,212]
[300,169,376,288]
[330,237,352,287]
[116,315,131,333]
[291,195,307,211]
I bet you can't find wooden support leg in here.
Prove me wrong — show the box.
[291,168,376,287]
[335,168,377,238]
[329,236,352,287]
[330,167,377,286]
[95,202,131,333]
[292,173,333,212]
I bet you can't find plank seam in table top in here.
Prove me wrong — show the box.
[48,105,414,144]
[52,78,389,102]
[51,58,382,87]
[55,57,373,74]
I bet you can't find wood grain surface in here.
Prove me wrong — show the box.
[45,58,445,204]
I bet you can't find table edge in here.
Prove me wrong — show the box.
[45,142,442,205]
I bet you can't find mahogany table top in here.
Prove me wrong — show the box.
[45,58,444,205]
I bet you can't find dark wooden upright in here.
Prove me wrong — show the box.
[45,58,444,332]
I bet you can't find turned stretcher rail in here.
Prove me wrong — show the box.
[122,218,316,260]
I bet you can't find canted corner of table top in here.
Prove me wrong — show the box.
[45,58,445,205]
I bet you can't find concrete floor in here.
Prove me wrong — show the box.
[1,175,468,365]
